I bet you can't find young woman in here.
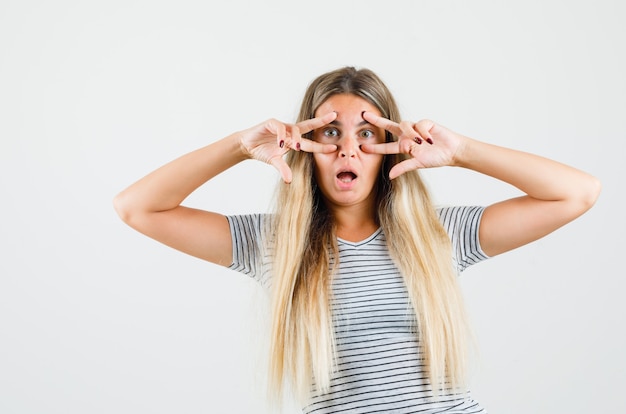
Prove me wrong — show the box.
[113,67,601,413]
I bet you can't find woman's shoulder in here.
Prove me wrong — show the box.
[436,205,485,223]
[226,213,277,241]
[227,212,274,222]
[435,205,485,238]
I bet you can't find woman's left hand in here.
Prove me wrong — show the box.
[360,112,465,179]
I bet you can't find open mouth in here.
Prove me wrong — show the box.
[337,171,357,183]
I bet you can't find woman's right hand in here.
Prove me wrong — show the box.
[114,111,338,265]
[239,112,338,183]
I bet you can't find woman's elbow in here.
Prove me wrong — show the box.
[575,175,602,214]
[112,191,136,225]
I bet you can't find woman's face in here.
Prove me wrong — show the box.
[312,94,387,212]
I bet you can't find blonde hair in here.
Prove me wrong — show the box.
[268,67,470,403]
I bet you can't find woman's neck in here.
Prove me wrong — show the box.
[331,204,379,242]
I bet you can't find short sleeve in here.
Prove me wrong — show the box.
[226,214,273,285]
[437,206,490,273]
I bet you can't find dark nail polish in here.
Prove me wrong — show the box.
[426,138,433,145]
[361,111,366,120]
[359,144,363,151]
[414,137,422,144]
[296,142,301,151]
[279,140,284,148]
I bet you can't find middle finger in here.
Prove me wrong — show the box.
[362,111,403,136]
[296,111,337,135]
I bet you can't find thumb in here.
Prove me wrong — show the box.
[269,156,293,183]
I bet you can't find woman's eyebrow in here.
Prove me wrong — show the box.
[328,120,372,127]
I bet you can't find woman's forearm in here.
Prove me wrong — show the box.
[113,132,246,222]
[454,136,601,207]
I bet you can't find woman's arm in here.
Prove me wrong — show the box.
[361,113,601,257]
[113,134,245,265]
[453,137,601,257]
[113,114,337,265]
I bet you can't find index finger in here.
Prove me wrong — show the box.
[362,111,402,136]
[296,111,337,135]
[360,141,401,155]
[298,137,337,154]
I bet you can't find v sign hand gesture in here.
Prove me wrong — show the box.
[359,112,465,179]
[239,112,338,183]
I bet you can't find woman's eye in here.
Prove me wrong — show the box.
[360,130,374,139]
[323,128,339,138]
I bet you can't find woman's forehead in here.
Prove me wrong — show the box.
[315,94,382,118]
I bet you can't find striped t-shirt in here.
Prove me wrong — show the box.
[227,206,489,413]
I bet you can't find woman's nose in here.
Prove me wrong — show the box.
[339,136,359,158]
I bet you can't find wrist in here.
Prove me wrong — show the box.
[451,135,473,168]
[225,131,252,162]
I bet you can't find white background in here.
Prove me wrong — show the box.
[1,1,624,413]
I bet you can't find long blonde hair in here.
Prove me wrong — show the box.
[268,67,470,402]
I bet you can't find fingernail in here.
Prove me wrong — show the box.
[426,138,433,145]
[359,144,363,151]
[361,111,366,120]
[296,142,301,151]
[279,140,284,148]
[414,137,422,145]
